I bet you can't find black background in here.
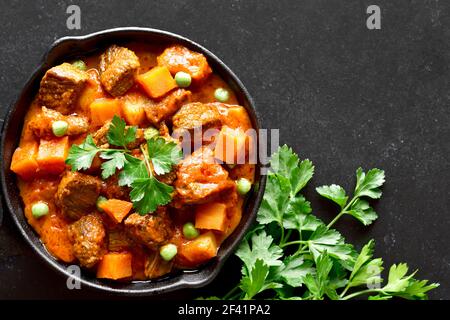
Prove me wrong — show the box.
[0,0,449,300]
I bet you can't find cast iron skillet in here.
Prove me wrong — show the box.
[0,27,265,295]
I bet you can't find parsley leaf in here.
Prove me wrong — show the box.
[130,176,174,214]
[307,225,356,264]
[99,150,127,179]
[316,184,348,209]
[283,195,322,232]
[270,145,314,194]
[303,253,334,300]
[258,146,316,236]
[118,154,148,187]
[317,167,384,227]
[354,167,385,199]
[107,115,137,148]
[240,259,282,299]
[345,240,383,290]
[270,255,314,287]
[147,137,183,175]
[257,174,291,226]
[236,230,283,273]
[65,134,100,171]
[347,199,378,226]
[377,263,439,299]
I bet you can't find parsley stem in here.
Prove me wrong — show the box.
[280,240,307,248]
[223,286,241,300]
[279,223,286,245]
[326,196,357,228]
[280,230,293,246]
[140,144,153,177]
[341,288,380,300]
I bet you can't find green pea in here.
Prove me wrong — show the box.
[236,178,252,196]
[214,88,230,102]
[31,202,49,218]
[183,222,200,240]
[160,243,178,261]
[72,60,87,71]
[175,71,192,88]
[52,120,68,137]
[144,127,159,140]
[96,196,108,212]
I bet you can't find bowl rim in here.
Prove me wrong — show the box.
[0,27,266,295]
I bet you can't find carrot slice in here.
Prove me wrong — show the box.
[10,141,39,180]
[195,202,227,232]
[89,98,122,127]
[98,199,133,224]
[97,252,133,280]
[136,66,177,98]
[36,136,69,175]
[214,126,248,164]
[179,231,218,265]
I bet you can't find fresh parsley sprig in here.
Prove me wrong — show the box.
[66,115,182,214]
[316,167,385,227]
[203,145,438,300]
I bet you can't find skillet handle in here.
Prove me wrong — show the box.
[0,117,4,227]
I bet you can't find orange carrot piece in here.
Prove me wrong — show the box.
[78,69,105,112]
[98,199,133,224]
[195,202,227,232]
[89,98,122,127]
[121,93,147,125]
[97,252,133,280]
[136,66,177,98]
[179,231,218,265]
[214,126,248,164]
[36,136,69,175]
[10,141,39,180]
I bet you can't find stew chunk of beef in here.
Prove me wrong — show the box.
[174,146,235,205]
[38,63,89,115]
[99,45,140,97]
[56,171,102,220]
[144,88,192,125]
[124,207,173,250]
[157,45,212,82]
[172,102,222,132]
[101,174,131,201]
[68,214,106,268]
[28,107,89,138]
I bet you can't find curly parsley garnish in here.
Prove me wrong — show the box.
[66,115,182,214]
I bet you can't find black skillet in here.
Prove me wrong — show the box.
[0,27,266,295]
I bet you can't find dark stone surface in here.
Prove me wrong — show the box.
[0,0,448,299]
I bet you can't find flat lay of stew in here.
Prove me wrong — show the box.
[10,43,255,281]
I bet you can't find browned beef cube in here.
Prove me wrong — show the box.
[144,89,192,125]
[38,63,89,114]
[173,146,235,205]
[124,207,173,250]
[68,214,106,268]
[144,251,173,279]
[56,171,102,220]
[157,45,212,82]
[99,45,140,97]
[28,106,89,138]
[172,102,222,132]
[101,174,131,201]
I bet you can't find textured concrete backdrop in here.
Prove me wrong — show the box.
[0,0,449,299]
